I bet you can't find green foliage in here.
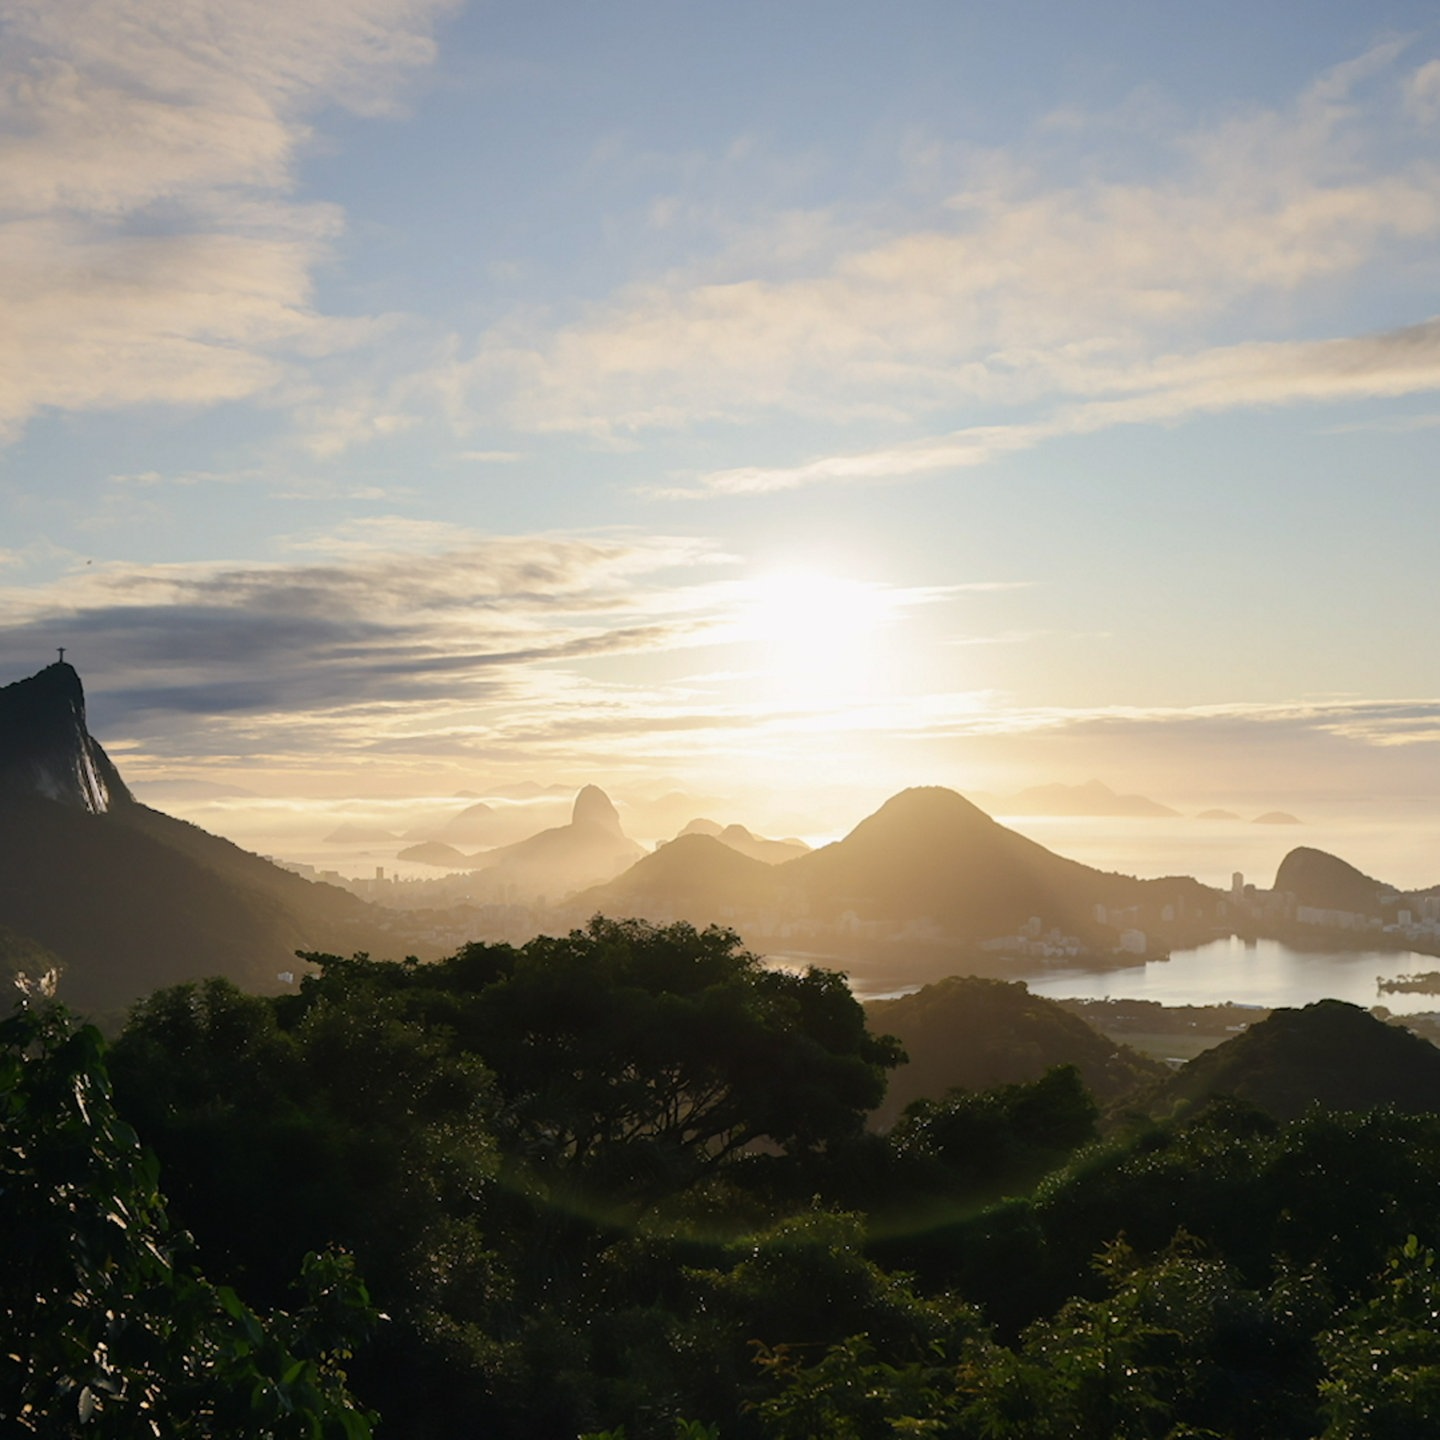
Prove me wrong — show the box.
[106,920,901,1438]
[867,975,1164,1128]
[753,1235,1330,1440]
[891,1064,1098,1195]
[1318,1236,1440,1438]
[0,1000,375,1436]
[95,918,1440,1440]
[1151,1000,1440,1123]
[291,917,902,1215]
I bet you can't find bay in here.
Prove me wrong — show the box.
[1020,935,1440,1015]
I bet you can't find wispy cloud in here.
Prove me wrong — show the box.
[0,524,756,767]
[669,316,1440,495]
[0,0,456,440]
[0,523,1002,775]
[454,43,1440,478]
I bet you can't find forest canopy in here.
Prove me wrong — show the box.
[8,917,1440,1437]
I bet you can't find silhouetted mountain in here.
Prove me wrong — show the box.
[322,823,400,844]
[1273,847,1387,915]
[470,785,644,896]
[679,817,724,837]
[1253,811,1301,825]
[0,662,131,812]
[993,779,1179,818]
[1151,1000,1440,1120]
[782,787,1206,937]
[588,786,1213,943]
[718,823,809,864]
[579,833,781,923]
[866,976,1164,1128]
[676,817,808,863]
[573,783,624,835]
[432,800,498,845]
[397,840,472,868]
[0,663,420,1015]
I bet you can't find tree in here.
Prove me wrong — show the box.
[889,1064,1099,1197]
[0,1000,376,1436]
[1318,1236,1440,1438]
[297,917,904,1212]
[473,918,901,1202]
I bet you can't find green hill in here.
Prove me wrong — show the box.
[1151,999,1440,1121]
[866,975,1165,1128]
[0,795,418,1016]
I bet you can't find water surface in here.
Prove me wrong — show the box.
[1021,935,1440,1015]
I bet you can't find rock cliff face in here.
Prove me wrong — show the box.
[0,662,131,813]
[0,661,421,1014]
[572,783,624,835]
[1272,846,1385,914]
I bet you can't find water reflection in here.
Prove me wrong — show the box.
[1022,935,1440,1015]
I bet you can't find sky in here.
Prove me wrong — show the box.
[2,0,1440,860]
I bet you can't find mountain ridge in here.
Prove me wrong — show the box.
[0,662,425,1014]
[0,661,131,813]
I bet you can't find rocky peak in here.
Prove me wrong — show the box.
[0,662,131,814]
[571,783,624,835]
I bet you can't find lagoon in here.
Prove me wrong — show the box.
[1020,935,1440,1015]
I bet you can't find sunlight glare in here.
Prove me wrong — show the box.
[742,569,897,697]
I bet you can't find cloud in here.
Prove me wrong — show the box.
[671,316,1440,495]
[0,0,457,439]
[0,523,999,779]
[7,525,1437,807]
[454,44,1440,462]
[1407,58,1440,122]
[984,698,1440,749]
[0,525,749,758]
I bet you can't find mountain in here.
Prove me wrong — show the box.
[586,786,1214,943]
[0,662,419,1015]
[779,787,1205,936]
[578,833,781,923]
[992,779,1180,818]
[1149,1000,1440,1121]
[1253,811,1301,825]
[866,976,1165,1128]
[396,840,472,868]
[572,783,624,835]
[715,823,810,864]
[468,785,644,896]
[432,801,500,845]
[676,818,810,864]
[1273,847,1387,915]
[0,662,130,813]
[679,817,724,838]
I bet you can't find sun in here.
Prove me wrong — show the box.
[741,569,898,697]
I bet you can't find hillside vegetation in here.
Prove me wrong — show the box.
[2,924,1431,1438]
